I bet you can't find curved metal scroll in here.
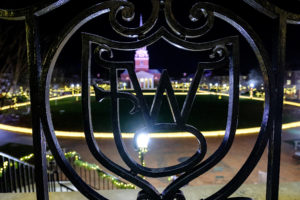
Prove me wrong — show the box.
[84,31,236,178]
[39,1,275,200]
[41,2,161,199]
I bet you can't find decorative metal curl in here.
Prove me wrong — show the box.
[108,0,215,39]
[109,0,160,38]
[209,45,229,60]
[93,44,208,177]
[81,36,161,199]
[165,0,214,38]
[93,45,141,114]
[81,27,241,200]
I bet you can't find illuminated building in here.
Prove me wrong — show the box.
[120,16,161,89]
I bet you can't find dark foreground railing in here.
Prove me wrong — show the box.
[53,160,117,190]
[49,157,125,190]
[0,152,35,193]
[0,151,129,193]
[0,152,73,193]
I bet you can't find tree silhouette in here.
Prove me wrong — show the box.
[0,20,28,99]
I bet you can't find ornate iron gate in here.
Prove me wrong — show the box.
[1,0,299,199]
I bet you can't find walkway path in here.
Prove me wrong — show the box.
[1,127,299,187]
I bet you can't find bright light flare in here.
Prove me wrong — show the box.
[136,133,150,148]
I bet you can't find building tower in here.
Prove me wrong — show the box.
[120,15,161,89]
[134,15,149,72]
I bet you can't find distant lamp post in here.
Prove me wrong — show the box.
[214,83,219,93]
[134,132,150,167]
[70,83,75,96]
[249,83,254,98]
[12,96,17,109]
[123,82,127,90]
[76,84,80,101]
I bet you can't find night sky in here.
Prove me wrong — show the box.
[1,0,300,80]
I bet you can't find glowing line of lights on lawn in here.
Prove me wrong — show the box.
[0,91,269,112]
[1,121,300,138]
[0,92,264,111]
[1,92,300,138]
[0,95,76,111]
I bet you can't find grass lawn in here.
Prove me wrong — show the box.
[3,94,298,132]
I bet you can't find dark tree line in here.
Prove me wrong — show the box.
[0,20,28,100]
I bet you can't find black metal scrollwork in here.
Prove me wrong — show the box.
[165,0,214,38]
[92,44,208,178]
[109,0,160,38]
[2,0,297,199]
[38,1,274,199]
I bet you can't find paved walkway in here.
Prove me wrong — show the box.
[2,182,300,200]
[0,130,32,146]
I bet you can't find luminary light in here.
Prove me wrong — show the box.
[136,133,150,149]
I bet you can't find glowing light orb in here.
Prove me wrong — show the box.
[136,133,150,149]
